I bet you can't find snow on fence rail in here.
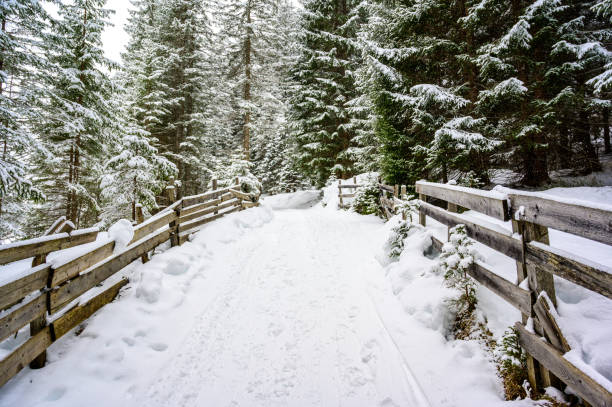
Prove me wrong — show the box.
[416,180,612,407]
[0,177,261,388]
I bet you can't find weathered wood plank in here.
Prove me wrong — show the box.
[533,295,571,353]
[416,181,510,221]
[509,193,612,246]
[130,210,176,244]
[420,201,523,261]
[431,236,531,314]
[0,325,53,387]
[515,323,612,407]
[178,199,240,225]
[338,194,355,198]
[0,264,50,310]
[526,242,612,300]
[51,241,116,287]
[0,229,99,266]
[52,279,128,340]
[0,294,46,343]
[179,198,222,217]
[49,229,171,314]
[338,184,362,189]
[470,261,531,316]
[177,205,240,234]
[228,188,252,201]
[181,185,239,207]
[379,184,394,193]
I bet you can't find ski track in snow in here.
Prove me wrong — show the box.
[142,208,428,407]
[0,205,430,407]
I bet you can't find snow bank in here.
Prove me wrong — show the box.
[321,172,379,210]
[0,205,275,407]
[261,190,321,210]
[108,219,134,253]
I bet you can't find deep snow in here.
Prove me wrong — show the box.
[0,183,609,406]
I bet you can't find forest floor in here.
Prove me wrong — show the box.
[0,183,610,407]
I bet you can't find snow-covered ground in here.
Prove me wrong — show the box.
[0,183,609,406]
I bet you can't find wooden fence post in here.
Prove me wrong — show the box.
[212,179,219,215]
[353,176,357,184]
[28,219,73,369]
[338,179,344,209]
[166,177,179,247]
[400,185,407,221]
[135,204,149,263]
[513,219,558,392]
[418,193,426,226]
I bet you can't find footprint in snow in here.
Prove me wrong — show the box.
[150,342,168,352]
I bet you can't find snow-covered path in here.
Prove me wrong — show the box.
[142,208,429,407]
[0,203,430,407]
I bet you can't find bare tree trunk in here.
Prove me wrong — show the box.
[604,107,610,154]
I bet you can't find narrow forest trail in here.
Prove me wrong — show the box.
[0,202,431,407]
[139,207,430,407]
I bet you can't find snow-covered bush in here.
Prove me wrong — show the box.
[458,171,484,188]
[351,180,380,215]
[435,224,479,337]
[385,220,415,259]
[394,198,420,223]
[239,175,263,201]
[495,327,528,400]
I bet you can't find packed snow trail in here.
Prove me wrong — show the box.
[142,207,428,407]
[0,200,430,407]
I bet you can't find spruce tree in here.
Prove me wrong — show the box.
[0,1,49,238]
[289,0,365,187]
[32,0,115,229]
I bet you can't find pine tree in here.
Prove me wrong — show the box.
[32,0,115,230]
[0,1,49,238]
[289,0,366,187]
[153,0,216,196]
[99,90,176,227]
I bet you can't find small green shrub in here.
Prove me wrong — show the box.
[385,220,414,259]
[351,181,380,215]
[496,327,528,400]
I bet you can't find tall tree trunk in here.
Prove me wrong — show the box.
[604,107,610,154]
[577,109,601,174]
[0,18,5,219]
[243,0,252,161]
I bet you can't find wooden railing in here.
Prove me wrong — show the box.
[0,177,261,387]
[415,180,612,407]
[337,177,408,219]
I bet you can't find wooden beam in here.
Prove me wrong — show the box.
[49,229,171,314]
[338,193,355,198]
[130,210,176,244]
[338,184,363,189]
[509,193,612,246]
[0,229,99,266]
[0,294,46,343]
[420,201,523,261]
[181,185,239,207]
[0,264,50,310]
[515,323,612,407]
[533,295,571,353]
[0,326,53,387]
[50,241,115,287]
[469,261,532,316]
[416,181,510,221]
[52,279,128,340]
[179,198,222,217]
[228,188,252,201]
[526,242,612,300]
[177,199,240,225]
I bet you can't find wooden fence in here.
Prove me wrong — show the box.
[0,177,260,388]
[414,180,611,407]
[337,177,407,219]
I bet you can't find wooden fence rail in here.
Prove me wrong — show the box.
[415,180,612,407]
[0,177,261,388]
